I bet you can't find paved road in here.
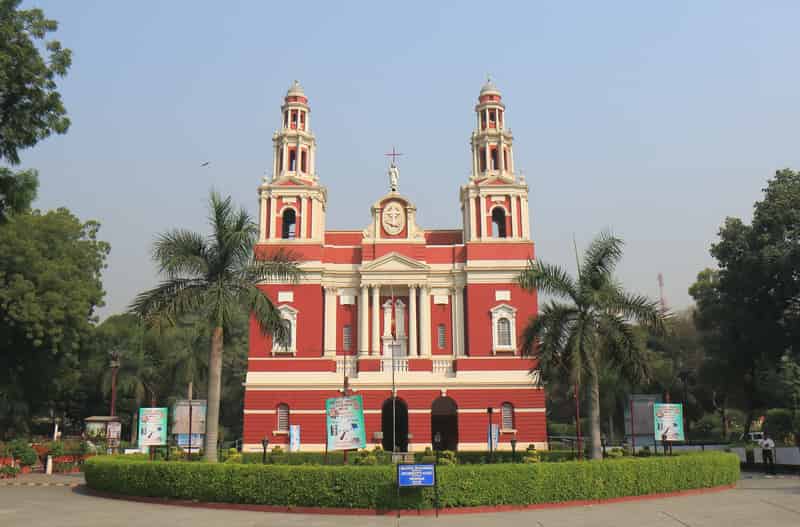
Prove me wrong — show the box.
[0,473,798,526]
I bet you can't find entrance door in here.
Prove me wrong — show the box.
[381,397,409,452]
[431,396,458,451]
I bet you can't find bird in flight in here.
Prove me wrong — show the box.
[200,161,210,167]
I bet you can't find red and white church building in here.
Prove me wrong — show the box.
[242,80,546,453]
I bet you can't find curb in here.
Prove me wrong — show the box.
[0,481,80,487]
[85,483,736,516]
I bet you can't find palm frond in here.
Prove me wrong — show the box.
[521,301,579,382]
[604,290,667,334]
[153,229,210,278]
[517,259,579,301]
[580,231,624,287]
[242,284,289,345]
[242,251,302,284]
[598,312,650,383]
[129,278,208,325]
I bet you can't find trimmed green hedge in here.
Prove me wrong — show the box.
[237,449,576,465]
[84,452,739,510]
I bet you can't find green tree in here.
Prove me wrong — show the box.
[0,0,71,165]
[517,232,666,459]
[0,208,109,437]
[130,192,299,462]
[690,169,800,429]
[0,167,37,220]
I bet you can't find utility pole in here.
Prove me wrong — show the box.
[657,273,667,313]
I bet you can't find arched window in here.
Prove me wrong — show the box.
[281,208,296,239]
[300,150,307,173]
[288,149,297,171]
[490,147,498,170]
[497,318,512,347]
[283,319,293,348]
[276,403,289,432]
[501,402,514,430]
[437,324,446,349]
[492,208,507,238]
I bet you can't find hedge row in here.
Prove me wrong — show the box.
[84,452,739,510]
[237,449,576,465]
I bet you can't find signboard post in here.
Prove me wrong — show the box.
[653,403,684,454]
[397,464,438,515]
[138,407,168,454]
[106,421,122,450]
[325,395,366,452]
[172,400,206,454]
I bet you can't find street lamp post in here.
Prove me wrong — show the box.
[109,349,121,417]
[510,437,518,463]
[261,437,270,464]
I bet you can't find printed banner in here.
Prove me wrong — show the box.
[325,395,366,451]
[289,424,301,452]
[138,407,168,447]
[653,403,685,442]
[106,421,122,447]
[487,423,499,450]
[172,399,207,435]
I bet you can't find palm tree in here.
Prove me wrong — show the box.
[130,192,299,462]
[517,232,666,459]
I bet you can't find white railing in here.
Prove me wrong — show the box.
[335,358,358,378]
[380,358,409,373]
[433,359,455,376]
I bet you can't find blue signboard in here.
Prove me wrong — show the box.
[397,464,436,487]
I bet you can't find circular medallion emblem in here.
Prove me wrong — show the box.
[381,202,405,235]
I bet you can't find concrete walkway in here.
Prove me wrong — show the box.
[0,473,797,526]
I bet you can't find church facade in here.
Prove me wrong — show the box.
[242,80,545,453]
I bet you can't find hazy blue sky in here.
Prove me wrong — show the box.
[17,1,800,317]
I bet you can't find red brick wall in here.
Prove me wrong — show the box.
[464,283,537,357]
[250,284,323,357]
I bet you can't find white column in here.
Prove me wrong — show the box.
[450,287,459,357]
[483,141,490,173]
[359,286,369,355]
[323,287,337,357]
[259,195,267,242]
[371,286,380,355]
[409,285,418,356]
[521,197,530,239]
[471,144,478,177]
[498,136,505,176]
[479,195,487,240]
[299,195,306,240]
[452,286,465,357]
[510,193,518,239]
[469,194,477,242]
[269,196,277,240]
[419,286,431,357]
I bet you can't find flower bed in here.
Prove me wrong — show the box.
[84,452,739,511]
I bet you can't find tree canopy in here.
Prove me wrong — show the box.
[690,169,800,429]
[0,207,109,436]
[0,0,71,165]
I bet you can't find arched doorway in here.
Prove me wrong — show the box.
[381,397,409,452]
[431,396,458,451]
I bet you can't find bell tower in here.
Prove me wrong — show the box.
[258,81,327,243]
[460,79,530,242]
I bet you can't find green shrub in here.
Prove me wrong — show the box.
[0,465,20,478]
[47,441,64,457]
[84,452,739,510]
[9,440,38,466]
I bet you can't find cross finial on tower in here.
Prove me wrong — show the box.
[384,146,403,166]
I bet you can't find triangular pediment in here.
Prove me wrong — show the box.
[361,252,429,272]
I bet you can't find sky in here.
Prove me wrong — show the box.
[16,1,800,317]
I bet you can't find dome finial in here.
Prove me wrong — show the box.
[287,80,305,96]
[480,75,499,95]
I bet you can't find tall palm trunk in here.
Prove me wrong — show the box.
[204,326,224,462]
[587,362,603,459]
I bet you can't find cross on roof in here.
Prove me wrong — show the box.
[384,146,404,165]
